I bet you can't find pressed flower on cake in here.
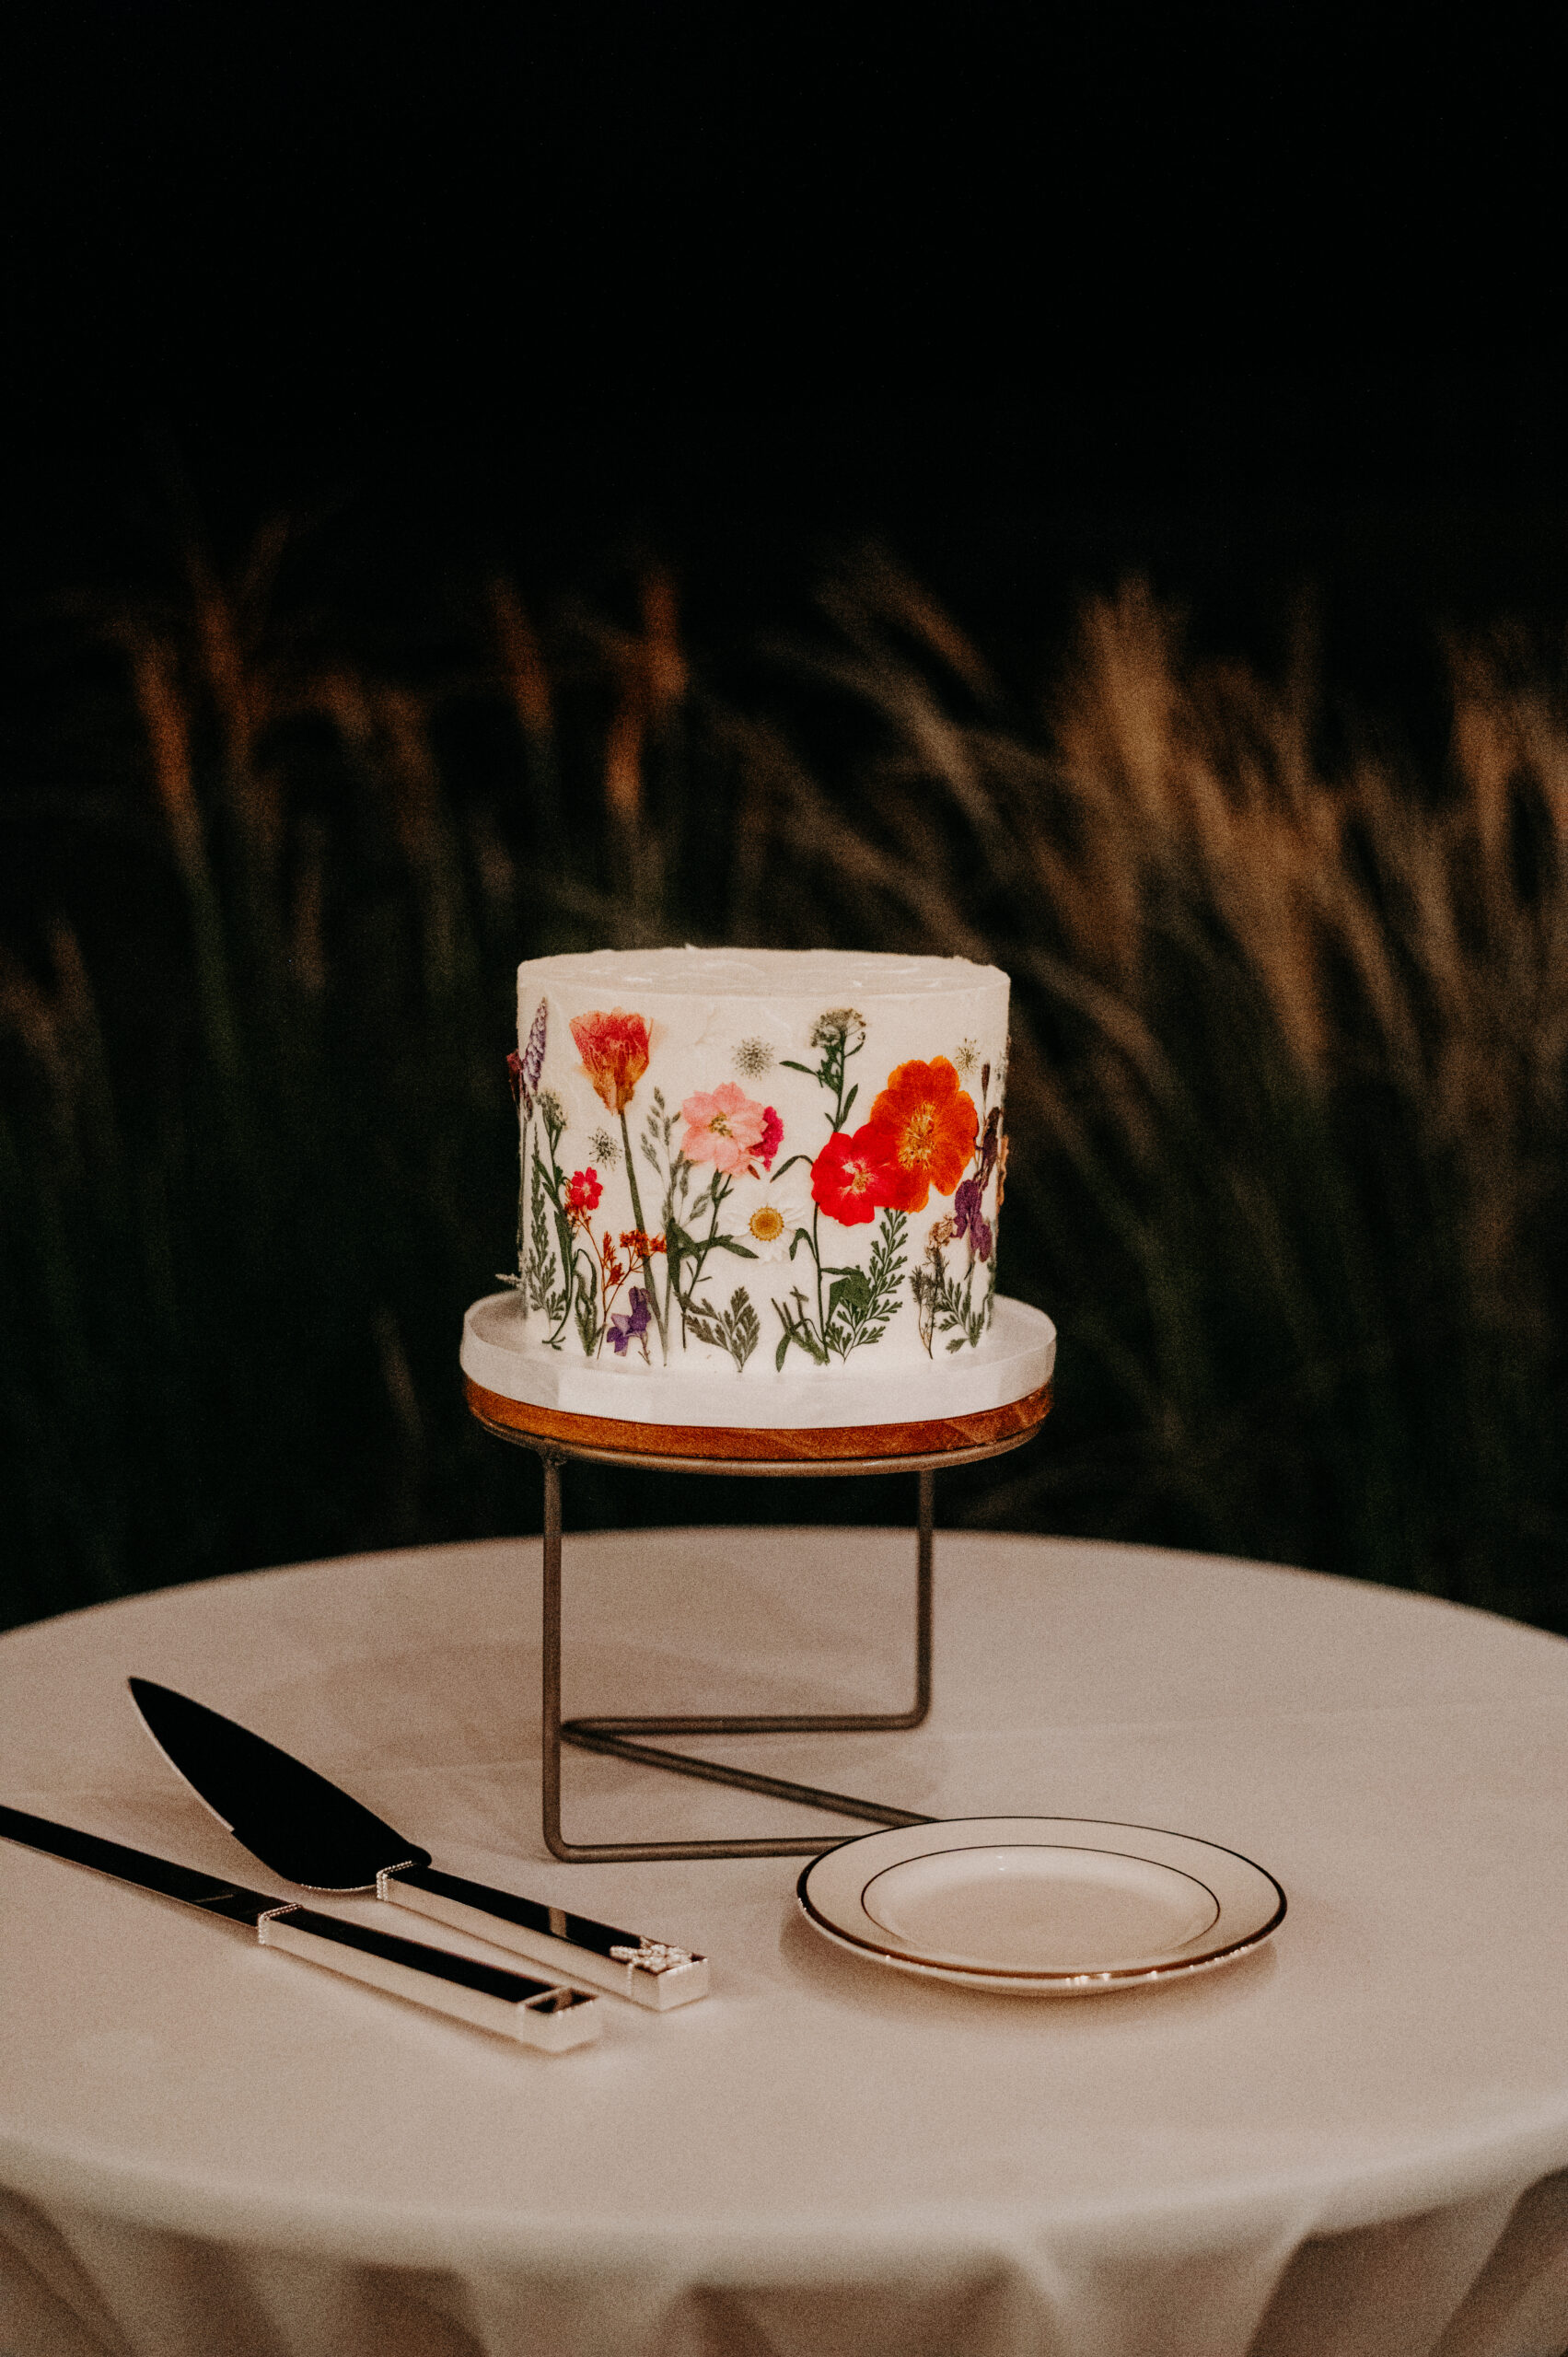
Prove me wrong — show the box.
[679,1082,771,1176]
[568,1005,668,1357]
[505,958,1008,1376]
[906,1059,1003,1354]
[809,1126,893,1226]
[746,1203,788,1257]
[608,1285,652,1357]
[863,1057,978,1213]
[951,1176,993,1262]
[733,1185,804,1262]
[594,1227,665,1359]
[509,1000,548,1116]
[565,1167,602,1226]
[570,1008,651,1113]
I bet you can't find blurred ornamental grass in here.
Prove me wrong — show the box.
[2,540,1564,1631]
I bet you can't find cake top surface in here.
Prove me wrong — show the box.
[517,946,1005,1002]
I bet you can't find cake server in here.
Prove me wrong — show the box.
[128,1678,709,2008]
[0,1803,599,2049]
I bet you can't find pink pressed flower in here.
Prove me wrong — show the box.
[679,1081,769,1175]
[757,1106,784,1169]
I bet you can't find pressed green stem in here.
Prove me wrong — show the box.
[812,1204,827,1344]
[620,1108,668,1358]
[679,1174,729,1326]
[516,1111,530,1320]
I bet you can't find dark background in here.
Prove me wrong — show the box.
[4,5,1562,623]
[3,6,1565,1629]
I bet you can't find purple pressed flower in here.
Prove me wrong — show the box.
[509,999,548,1118]
[609,1286,651,1356]
[521,998,547,1096]
[953,1176,993,1262]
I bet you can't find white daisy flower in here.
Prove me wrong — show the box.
[738,1190,803,1262]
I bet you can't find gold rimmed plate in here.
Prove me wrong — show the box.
[797,1817,1285,1992]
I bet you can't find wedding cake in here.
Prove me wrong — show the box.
[460,948,1054,1430]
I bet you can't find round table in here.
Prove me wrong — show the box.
[4,1530,1568,2357]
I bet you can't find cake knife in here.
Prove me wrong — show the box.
[0,1803,599,2049]
[128,1678,709,2008]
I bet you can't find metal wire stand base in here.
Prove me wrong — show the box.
[537,1452,939,1862]
[467,1386,1051,1864]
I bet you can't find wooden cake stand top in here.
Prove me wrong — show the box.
[463,1376,1053,1476]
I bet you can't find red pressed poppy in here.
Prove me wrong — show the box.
[863,1058,978,1213]
[810,1124,895,1225]
[569,1008,651,1113]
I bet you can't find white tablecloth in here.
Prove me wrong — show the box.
[4,1528,1568,2357]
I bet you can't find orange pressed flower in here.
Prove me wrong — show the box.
[862,1057,978,1213]
[569,1008,651,1113]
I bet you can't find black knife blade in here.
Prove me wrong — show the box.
[0,1803,598,2049]
[130,1677,425,1887]
[128,1678,708,2008]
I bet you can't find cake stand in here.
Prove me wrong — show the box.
[463,1300,1054,1863]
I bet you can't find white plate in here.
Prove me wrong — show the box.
[796,1817,1285,1992]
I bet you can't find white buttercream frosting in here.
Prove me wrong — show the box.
[522,947,1008,1000]
[490,946,1019,1409]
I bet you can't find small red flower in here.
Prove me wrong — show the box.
[757,1106,784,1170]
[566,1168,603,1217]
[810,1125,896,1225]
